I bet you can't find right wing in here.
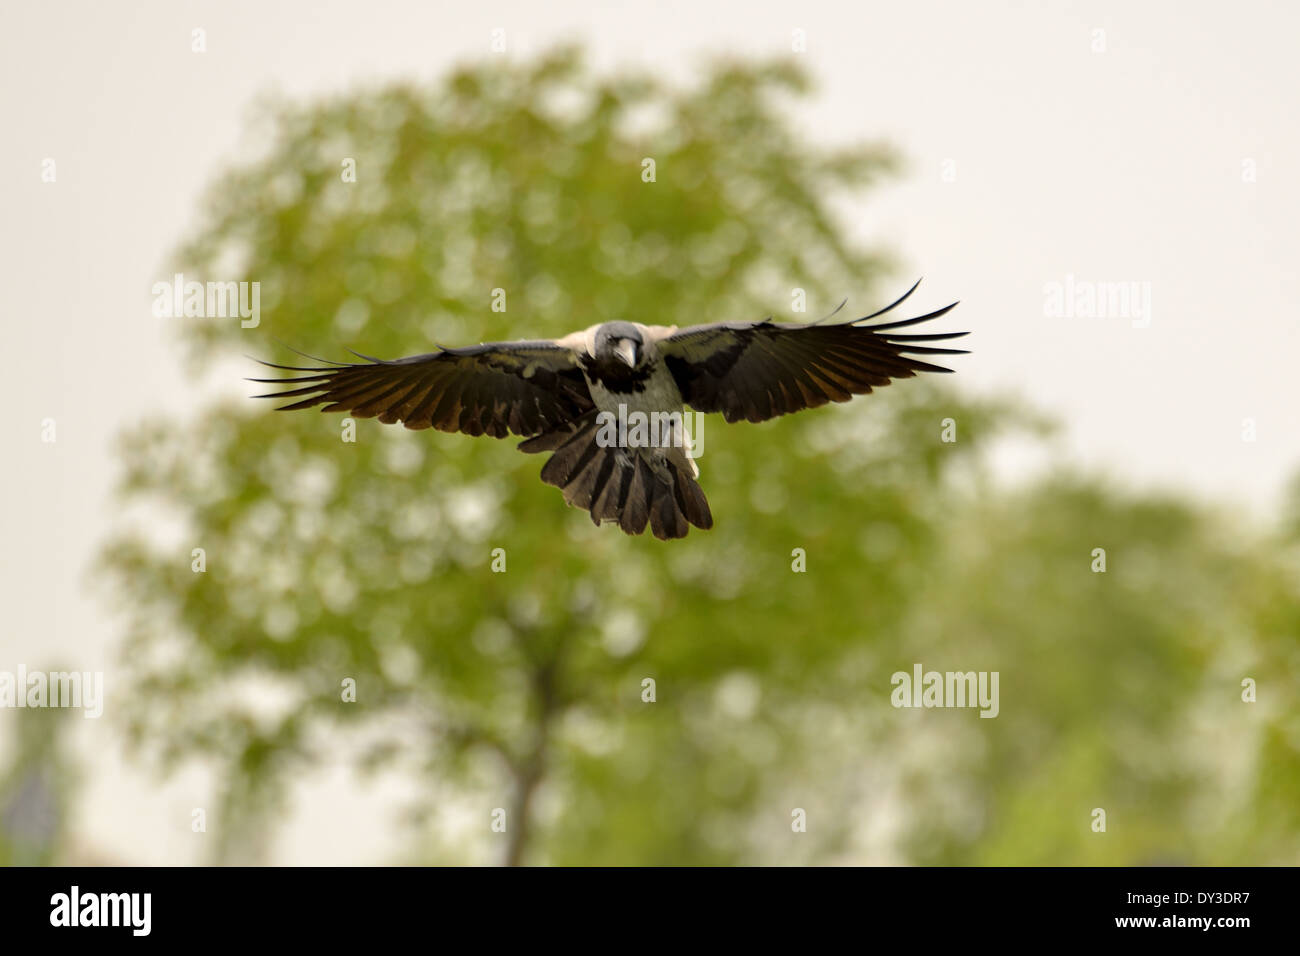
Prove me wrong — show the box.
[250,340,595,438]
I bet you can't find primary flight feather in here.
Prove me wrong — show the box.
[252,280,966,539]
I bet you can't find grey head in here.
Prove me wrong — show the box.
[592,321,645,368]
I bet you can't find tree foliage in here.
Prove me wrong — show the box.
[98,47,1300,865]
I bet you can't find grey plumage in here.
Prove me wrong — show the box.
[252,281,965,539]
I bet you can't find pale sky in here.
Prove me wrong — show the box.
[2,0,1297,863]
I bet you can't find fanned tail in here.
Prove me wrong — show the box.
[519,416,712,540]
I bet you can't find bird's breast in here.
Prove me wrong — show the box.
[584,359,684,415]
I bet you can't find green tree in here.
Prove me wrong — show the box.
[99,47,1300,864]
[0,705,77,866]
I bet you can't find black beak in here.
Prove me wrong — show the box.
[614,340,638,368]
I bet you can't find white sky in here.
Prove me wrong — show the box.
[1,0,1297,863]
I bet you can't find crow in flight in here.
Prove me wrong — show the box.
[253,281,965,539]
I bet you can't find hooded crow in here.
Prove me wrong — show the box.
[252,280,965,539]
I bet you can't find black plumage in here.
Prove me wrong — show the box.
[252,281,966,539]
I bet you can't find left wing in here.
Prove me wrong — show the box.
[250,341,594,438]
[655,281,966,424]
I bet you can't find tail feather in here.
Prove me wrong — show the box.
[671,463,713,530]
[592,453,634,524]
[523,423,710,539]
[619,457,653,535]
[649,479,687,540]
[517,428,576,454]
[537,418,600,487]
[569,447,615,511]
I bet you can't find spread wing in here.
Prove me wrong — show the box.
[250,341,594,438]
[656,281,967,424]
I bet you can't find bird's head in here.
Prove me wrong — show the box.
[593,322,645,369]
